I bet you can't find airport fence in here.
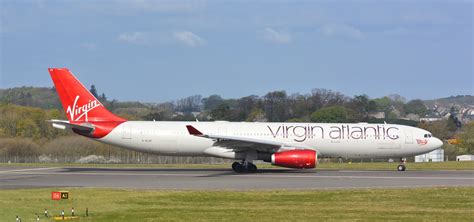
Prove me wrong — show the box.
[0,136,233,164]
[0,153,232,164]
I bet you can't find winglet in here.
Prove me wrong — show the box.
[186,125,203,136]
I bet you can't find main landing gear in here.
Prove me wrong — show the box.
[397,158,407,171]
[232,161,257,173]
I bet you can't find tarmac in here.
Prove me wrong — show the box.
[0,166,473,190]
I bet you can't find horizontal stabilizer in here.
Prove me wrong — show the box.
[47,120,95,134]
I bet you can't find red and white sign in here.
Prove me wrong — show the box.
[51,192,61,200]
[416,139,428,145]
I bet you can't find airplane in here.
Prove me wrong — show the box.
[47,68,443,173]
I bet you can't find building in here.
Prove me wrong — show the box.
[406,113,420,121]
[415,149,444,162]
[419,117,441,122]
[369,112,385,119]
[456,155,474,161]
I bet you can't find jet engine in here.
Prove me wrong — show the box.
[271,149,317,169]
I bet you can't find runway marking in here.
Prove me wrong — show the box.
[1,171,473,181]
[0,167,58,173]
[233,174,474,180]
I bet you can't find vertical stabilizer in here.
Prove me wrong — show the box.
[49,68,125,123]
[48,68,125,138]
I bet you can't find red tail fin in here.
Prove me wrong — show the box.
[49,68,125,123]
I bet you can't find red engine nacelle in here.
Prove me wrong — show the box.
[271,150,317,169]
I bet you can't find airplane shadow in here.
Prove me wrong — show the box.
[60,167,317,177]
[61,168,230,172]
[196,168,314,177]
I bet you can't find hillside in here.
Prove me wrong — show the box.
[0,87,62,109]
[423,95,474,108]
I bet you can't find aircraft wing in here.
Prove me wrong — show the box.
[185,125,313,152]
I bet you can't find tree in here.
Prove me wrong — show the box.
[371,96,405,118]
[458,122,474,154]
[404,99,427,116]
[246,108,266,122]
[237,95,261,121]
[264,91,288,122]
[372,97,391,113]
[418,120,454,140]
[388,94,406,103]
[99,93,107,103]
[202,95,224,111]
[142,112,165,121]
[210,103,238,121]
[348,95,375,121]
[308,88,347,111]
[176,95,202,112]
[310,106,349,123]
[16,119,40,138]
[287,93,311,119]
[89,85,98,98]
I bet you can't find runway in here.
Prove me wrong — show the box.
[0,166,473,190]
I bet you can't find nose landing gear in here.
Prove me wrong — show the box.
[232,161,257,173]
[397,164,406,171]
[397,158,406,171]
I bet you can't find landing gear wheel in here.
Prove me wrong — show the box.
[232,162,244,173]
[231,162,257,173]
[397,164,406,171]
[247,163,257,173]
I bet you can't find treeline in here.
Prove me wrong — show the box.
[139,90,429,124]
[0,86,432,123]
[0,86,472,163]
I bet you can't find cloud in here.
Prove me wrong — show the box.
[257,28,292,44]
[320,24,365,40]
[117,32,148,45]
[173,31,205,47]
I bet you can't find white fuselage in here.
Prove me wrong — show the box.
[98,121,441,159]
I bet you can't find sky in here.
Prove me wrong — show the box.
[0,0,473,102]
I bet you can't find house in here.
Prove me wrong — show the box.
[406,113,420,121]
[415,149,444,162]
[456,155,474,161]
[419,117,441,122]
[369,112,385,119]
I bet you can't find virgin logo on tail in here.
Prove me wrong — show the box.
[66,95,101,122]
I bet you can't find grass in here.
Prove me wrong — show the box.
[0,187,472,221]
[1,161,473,170]
[317,161,474,170]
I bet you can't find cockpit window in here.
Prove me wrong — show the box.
[424,134,432,138]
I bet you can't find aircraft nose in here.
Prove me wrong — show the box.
[433,137,443,148]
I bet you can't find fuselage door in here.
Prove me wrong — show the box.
[404,128,413,144]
